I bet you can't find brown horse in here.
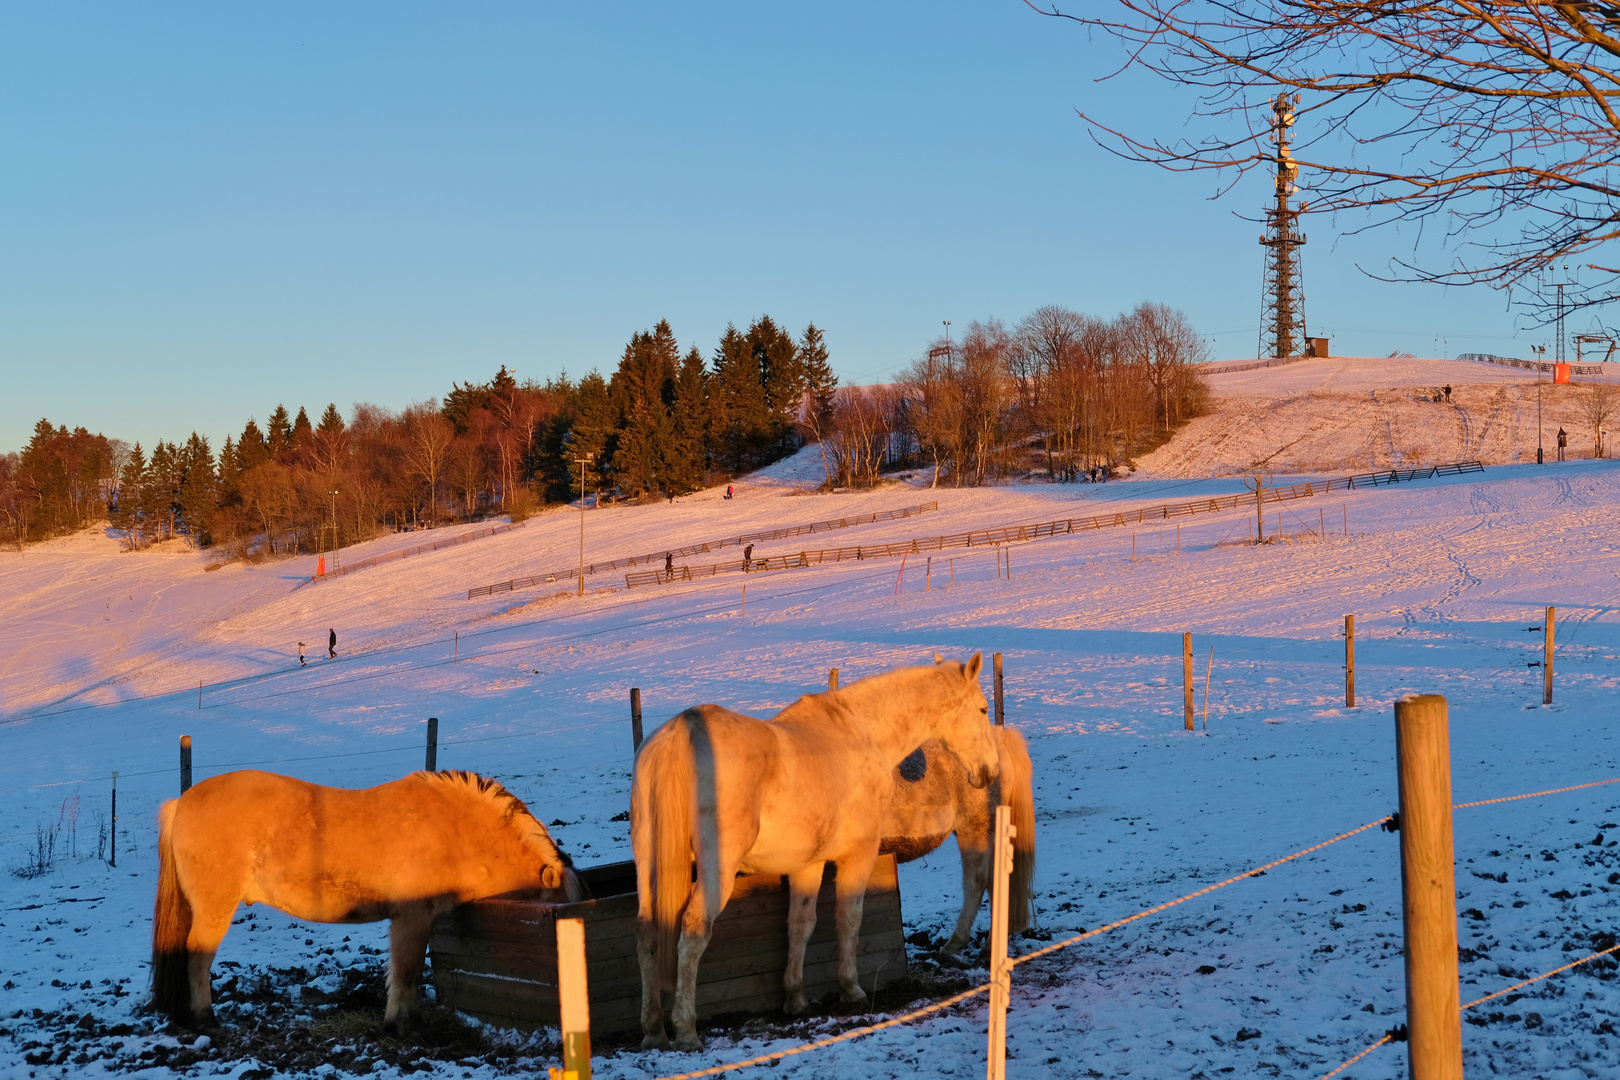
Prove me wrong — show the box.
[880,726,1036,958]
[151,769,585,1032]
[632,654,1000,1051]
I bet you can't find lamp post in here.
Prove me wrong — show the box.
[1532,344,1546,464]
[943,320,952,358]
[573,456,593,596]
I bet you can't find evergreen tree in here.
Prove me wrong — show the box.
[292,407,312,442]
[799,322,837,433]
[562,372,616,499]
[317,403,345,436]
[710,324,768,472]
[442,375,494,435]
[750,315,804,427]
[178,433,217,546]
[238,419,271,471]
[668,346,710,492]
[608,322,679,497]
[146,441,180,541]
[112,442,147,539]
[266,406,292,462]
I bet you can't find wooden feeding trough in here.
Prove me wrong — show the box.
[429,854,909,1035]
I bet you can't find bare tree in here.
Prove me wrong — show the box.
[1584,382,1617,457]
[1030,1,1620,316]
[403,404,452,526]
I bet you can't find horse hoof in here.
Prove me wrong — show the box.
[783,994,808,1015]
[640,1033,671,1052]
[673,1033,703,1052]
[839,987,869,1007]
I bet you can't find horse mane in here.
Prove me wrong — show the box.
[419,769,572,864]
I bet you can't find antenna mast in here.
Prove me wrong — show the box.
[1258,94,1307,359]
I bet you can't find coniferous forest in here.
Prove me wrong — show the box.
[0,303,1209,554]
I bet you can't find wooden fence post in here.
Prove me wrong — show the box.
[985,803,1016,1080]
[993,653,1004,726]
[1393,694,1463,1080]
[829,668,839,690]
[926,556,932,592]
[555,916,592,1080]
[109,771,117,868]
[179,736,192,794]
[1544,605,1556,704]
[425,717,438,771]
[1182,633,1194,731]
[630,689,643,752]
[1345,615,1356,708]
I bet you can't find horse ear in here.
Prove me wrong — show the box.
[933,652,943,663]
[541,865,562,889]
[965,652,983,679]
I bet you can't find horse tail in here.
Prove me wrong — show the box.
[997,728,1037,936]
[634,712,698,990]
[150,798,193,1021]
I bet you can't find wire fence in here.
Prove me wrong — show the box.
[624,462,1482,587]
[1456,352,1609,376]
[295,519,528,589]
[643,771,1620,1080]
[466,502,939,598]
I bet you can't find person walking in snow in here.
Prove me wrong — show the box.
[665,551,674,575]
[1557,427,1568,461]
[328,628,337,659]
[725,485,734,500]
[743,543,754,572]
[298,642,306,667]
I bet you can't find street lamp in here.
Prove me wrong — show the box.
[943,320,952,358]
[573,456,593,596]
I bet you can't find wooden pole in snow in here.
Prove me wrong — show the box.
[630,689,643,752]
[993,653,1004,726]
[425,717,438,771]
[1182,633,1194,731]
[1393,694,1463,1080]
[556,916,593,1080]
[1345,615,1356,708]
[829,668,839,690]
[109,772,117,868]
[179,736,192,794]
[1202,648,1214,730]
[985,803,1016,1080]
[1544,606,1556,704]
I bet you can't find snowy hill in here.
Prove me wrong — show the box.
[1138,355,1620,478]
[2,457,1618,1079]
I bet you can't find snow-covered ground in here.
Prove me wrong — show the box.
[3,422,1620,1078]
[1140,355,1619,479]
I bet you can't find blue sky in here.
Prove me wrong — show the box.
[0,2,1571,453]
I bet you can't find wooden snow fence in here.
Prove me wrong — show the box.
[428,854,909,1035]
[622,461,1487,587]
[466,501,937,599]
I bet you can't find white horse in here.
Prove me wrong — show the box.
[881,727,1036,957]
[632,654,1000,1050]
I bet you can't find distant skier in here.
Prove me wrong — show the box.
[743,543,754,572]
[1557,427,1568,461]
[328,628,337,659]
[298,642,306,667]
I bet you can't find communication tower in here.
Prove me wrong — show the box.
[1258,93,1307,359]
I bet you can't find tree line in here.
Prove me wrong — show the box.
[0,316,835,552]
[816,302,1210,488]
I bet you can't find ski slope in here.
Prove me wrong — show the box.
[1139,355,1619,479]
[2,448,1619,1080]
